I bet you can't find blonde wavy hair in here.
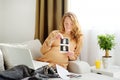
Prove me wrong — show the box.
[59,12,83,43]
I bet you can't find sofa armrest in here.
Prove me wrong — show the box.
[0,49,5,71]
[68,60,91,74]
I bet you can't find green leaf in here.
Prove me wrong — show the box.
[97,34,115,50]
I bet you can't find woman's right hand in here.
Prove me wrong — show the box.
[50,33,63,46]
[50,33,63,45]
[55,33,63,39]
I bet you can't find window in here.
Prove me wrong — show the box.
[68,0,120,30]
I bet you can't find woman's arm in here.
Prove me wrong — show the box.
[41,31,56,55]
[68,36,83,60]
[41,30,63,55]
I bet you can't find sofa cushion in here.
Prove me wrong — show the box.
[21,39,42,59]
[68,61,91,74]
[0,49,5,71]
[0,43,27,69]
[0,39,43,69]
[0,39,42,60]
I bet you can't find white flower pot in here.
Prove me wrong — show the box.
[102,56,112,69]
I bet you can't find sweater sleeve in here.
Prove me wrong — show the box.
[69,35,83,60]
[41,30,58,55]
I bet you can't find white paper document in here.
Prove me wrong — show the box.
[56,64,81,80]
[56,64,70,80]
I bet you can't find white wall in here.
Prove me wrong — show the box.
[0,0,3,40]
[0,0,36,43]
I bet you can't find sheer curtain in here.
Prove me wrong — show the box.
[68,0,120,66]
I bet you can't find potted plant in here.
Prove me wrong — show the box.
[97,34,115,68]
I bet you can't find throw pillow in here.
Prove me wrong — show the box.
[22,39,42,59]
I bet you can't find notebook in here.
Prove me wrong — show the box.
[2,46,49,70]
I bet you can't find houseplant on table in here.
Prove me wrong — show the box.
[97,34,115,68]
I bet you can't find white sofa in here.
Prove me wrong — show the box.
[0,39,91,74]
[0,39,120,80]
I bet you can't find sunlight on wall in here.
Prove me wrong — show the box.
[68,0,120,30]
[68,0,120,66]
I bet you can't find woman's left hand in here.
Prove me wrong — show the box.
[66,51,74,57]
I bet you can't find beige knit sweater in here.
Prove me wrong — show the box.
[36,30,82,69]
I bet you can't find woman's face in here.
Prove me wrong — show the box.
[64,17,73,34]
